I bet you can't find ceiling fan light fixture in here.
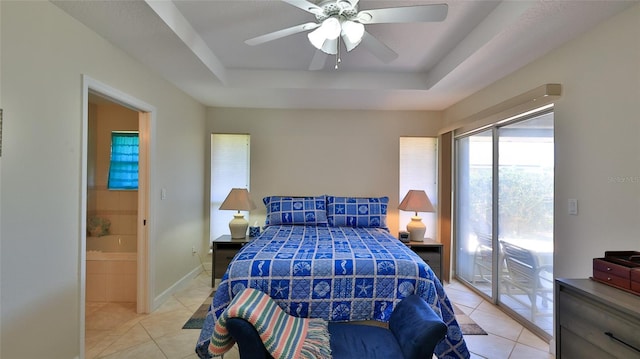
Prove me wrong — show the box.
[308,16,342,53]
[321,37,338,55]
[341,34,360,52]
[308,27,327,50]
[322,17,342,40]
[341,20,364,51]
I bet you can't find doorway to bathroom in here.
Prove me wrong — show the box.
[86,92,140,304]
[81,76,154,356]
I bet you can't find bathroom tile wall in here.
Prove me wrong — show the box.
[87,101,139,236]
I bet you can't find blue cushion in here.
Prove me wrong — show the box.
[328,323,402,359]
[389,295,448,359]
[326,196,389,228]
[226,318,273,359]
[263,195,328,227]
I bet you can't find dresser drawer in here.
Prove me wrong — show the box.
[559,289,640,358]
[558,325,611,358]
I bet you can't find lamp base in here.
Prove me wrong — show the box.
[406,216,426,242]
[229,213,248,239]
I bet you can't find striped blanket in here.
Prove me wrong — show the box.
[209,288,332,359]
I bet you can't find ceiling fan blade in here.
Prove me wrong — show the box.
[357,4,448,24]
[281,0,324,15]
[309,50,328,71]
[245,22,320,46]
[360,31,398,63]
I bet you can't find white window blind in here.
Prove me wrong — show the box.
[399,137,438,239]
[211,134,250,241]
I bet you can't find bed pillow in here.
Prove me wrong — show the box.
[263,195,329,226]
[326,196,389,228]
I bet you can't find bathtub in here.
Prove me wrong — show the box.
[86,234,137,302]
[87,234,137,258]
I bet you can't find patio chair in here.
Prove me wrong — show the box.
[500,240,553,318]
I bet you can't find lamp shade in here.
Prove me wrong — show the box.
[219,188,256,211]
[398,190,435,214]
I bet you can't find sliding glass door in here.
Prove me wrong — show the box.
[497,113,554,336]
[455,130,494,298]
[455,109,554,338]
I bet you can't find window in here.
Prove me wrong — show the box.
[210,134,250,241]
[108,131,139,190]
[399,137,438,239]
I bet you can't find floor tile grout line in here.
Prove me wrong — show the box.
[87,273,553,359]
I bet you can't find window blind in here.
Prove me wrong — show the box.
[210,134,250,241]
[399,137,437,239]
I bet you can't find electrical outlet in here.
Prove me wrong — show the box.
[192,246,197,255]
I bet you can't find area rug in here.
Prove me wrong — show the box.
[183,291,215,329]
[452,303,488,335]
[184,293,486,335]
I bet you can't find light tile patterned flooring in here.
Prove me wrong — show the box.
[85,272,555,359]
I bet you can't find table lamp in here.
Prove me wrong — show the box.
[398,190,435,242]
[219,188,256,239]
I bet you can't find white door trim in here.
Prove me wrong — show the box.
[80,75,156,357]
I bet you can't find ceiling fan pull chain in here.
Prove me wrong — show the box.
[335,34,341,70]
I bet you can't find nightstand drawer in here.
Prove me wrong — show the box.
[417,252,441,273]
[214,248,238,277]
[407,242,443,280]
[211,235,250,286]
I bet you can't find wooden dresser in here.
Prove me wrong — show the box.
[555,278,640,358]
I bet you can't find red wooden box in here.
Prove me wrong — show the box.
[591,251,640,295]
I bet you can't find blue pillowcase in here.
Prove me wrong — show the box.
[326,196,389,229]
[263,195,329,226]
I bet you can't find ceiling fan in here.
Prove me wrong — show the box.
[245,0,448,70]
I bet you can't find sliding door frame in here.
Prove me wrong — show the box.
[452,105,555,341]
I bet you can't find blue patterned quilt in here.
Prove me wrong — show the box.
[196,225,469,359]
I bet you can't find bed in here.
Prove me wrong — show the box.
[196,195,470,359]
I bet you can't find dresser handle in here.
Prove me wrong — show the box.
[605,332,640,353]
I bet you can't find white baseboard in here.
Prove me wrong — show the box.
[152,266,203,311]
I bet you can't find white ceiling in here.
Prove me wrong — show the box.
[53,0,633,111]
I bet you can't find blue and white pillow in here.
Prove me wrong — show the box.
[326,196,389,228]
[263,195,328,226]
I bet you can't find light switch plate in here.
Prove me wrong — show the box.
[568,199,578,215]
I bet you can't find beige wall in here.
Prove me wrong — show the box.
[443,3,640,278]
[206,108,442,236]
[1,1,638,357]
[0,2,207,358]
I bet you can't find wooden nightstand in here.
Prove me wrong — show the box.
[406,239,443,280]
[211,235,250,287]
